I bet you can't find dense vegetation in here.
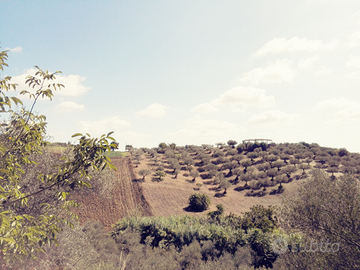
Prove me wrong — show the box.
[10,171,359,270]
[0,49,117,266]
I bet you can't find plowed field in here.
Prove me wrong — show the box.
[74,157,152,230]
[75,152,307,227]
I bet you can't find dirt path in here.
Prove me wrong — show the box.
[74,157,152,230]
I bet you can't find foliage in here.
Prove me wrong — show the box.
[152,170,166,182]
[207,204,224,220]
[111,206,281,269]
[227,140,237,148]
[219,178,231,194]
[2,220,125,270]
[188,193,211,212]
[190,170,199,181]
[0,50,117,263]
[110,141,119,151]
[338,147,349,157]
[125,144,133,152]
[241,205,278,233]
[279,170,360,269]
[138,169,151,181]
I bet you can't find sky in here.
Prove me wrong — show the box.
[2,1,360,152]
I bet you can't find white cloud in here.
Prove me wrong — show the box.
[191,103,220,114]
[239,59,296,85]
[335,107,360,119]
[191,86,275,114]
[167,115,243,144]
[345,31,360,47]
[351,10,360,26]
[247,110,300,125]
[346,71,360,79]
[346,55,360,69]
[56,101,85,112]
[10,68,91,97]
[253,37,338,57]
[78,115,130,137]
[5,46,22,53]
[316,98,358,109]
[316,98,360,124]
[297,55,319,69]
[212,86,275,111]
[315,65,332,76]
[136,103,170,118]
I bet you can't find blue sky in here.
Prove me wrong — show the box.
[2,0,360,152]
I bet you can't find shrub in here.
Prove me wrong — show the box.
[338,147,349,157]
[279,170,360,269]
[188,193,211,212]
[152,170,166,182]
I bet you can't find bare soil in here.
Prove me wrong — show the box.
[134,153,307,216]
[74,157,152,230]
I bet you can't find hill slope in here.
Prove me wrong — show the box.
[74,157,152,230]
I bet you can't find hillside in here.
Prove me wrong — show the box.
[74,141,359,226]
[74,157,152,230]
[132,141,356,216]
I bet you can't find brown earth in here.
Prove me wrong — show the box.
[74,157,152,230]
[134,152,307,217]
[73,150,328,227]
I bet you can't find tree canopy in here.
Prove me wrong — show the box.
[0,49,117,264]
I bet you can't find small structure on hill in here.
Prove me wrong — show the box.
[242,139,272,144]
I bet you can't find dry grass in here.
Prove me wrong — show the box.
[134,152,307,216]
[73,145,348,226]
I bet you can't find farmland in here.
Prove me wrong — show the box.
[131,141,351,216]
[7,141,360,269]
[74,157,151,230]
[76,141,356,225]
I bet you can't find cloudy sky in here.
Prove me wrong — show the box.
[2,1,360,152]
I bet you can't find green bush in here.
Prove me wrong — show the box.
[111,206,281,269]
[188,193,211,212]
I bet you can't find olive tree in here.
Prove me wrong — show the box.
[222,161,238,176]
[281,165,297,179]
[240,173,251,187]
[219,178,231,194]
[240,159,252,174]
[138,169,151,181]
[227,139,237,148]
[299,163,310,175]
[190,170,199,182]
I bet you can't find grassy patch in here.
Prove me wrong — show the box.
[106,151,124,158]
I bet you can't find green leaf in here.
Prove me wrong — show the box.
[10,97,23,106]
[71,133,83,138]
